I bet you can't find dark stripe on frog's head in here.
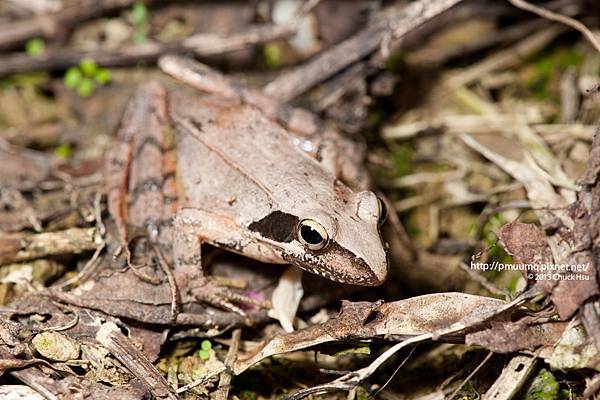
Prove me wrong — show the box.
[248,211,299,243]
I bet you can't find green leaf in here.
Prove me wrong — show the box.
[25,38,45,57]
[200,340,212,351]
[54,143,73,159]
[77,78,95,97]
[79,58,98,77]
[132,30,147,45]
[94,68,112,84]
[64,67,82,88]
[197,349,210,361]
[132,2,148,25]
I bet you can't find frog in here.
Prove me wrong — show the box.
[105,55,388,314]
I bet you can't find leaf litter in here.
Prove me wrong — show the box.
[0,0,599,398]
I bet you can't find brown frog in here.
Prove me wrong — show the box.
[106,56,388,313]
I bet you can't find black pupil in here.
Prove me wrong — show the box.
[300,224,324,245]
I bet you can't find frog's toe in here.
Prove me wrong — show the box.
[190,280,268,316]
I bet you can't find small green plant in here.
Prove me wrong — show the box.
[196,339,212,361]
[54,143,73,159]
[64,58,111,97]
[263,43,282,68]
[25,38,45,57]
[131,2,149,44]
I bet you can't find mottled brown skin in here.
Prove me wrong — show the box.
[105,84,177,264]
[105,61,388,314]
[159,55,370,192]
[106,83,256,314]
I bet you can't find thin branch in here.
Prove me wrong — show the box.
[0,22,297,76]
[448,352,493,399]
[264,0,465,102]
[0,0,138,50]
[507,0,600,53]
[214,329,242,400]
[0,227,98,265]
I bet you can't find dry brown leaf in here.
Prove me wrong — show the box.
[234,293,504,374]
[498,221,556,293]
[466,320,567,352]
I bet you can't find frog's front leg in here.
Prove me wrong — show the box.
[174,208,274,316]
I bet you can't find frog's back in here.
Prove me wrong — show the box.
[170,92,339,226]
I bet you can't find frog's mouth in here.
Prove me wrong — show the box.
[281,242,384,286]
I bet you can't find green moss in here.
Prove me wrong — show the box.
[524,369,559,400]
[554,48,583,69]
[332,344,371,356]
[1,72,48,91]
[386,52,404,72]
[356,387,374,400]
[504,273,522,293]
[38,337,52,349]
[239,390,258,400]
[263,43,282,69]
[524,47,583,100]
[390,143,413,177]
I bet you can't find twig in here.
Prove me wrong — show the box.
[458,262,508,298]
[0,0,137,50]
[444,25,565,90]
[377,191,417,260]
[583,371,600,399]
[0,22,297,76]
[153,246,179,324]
[57,191,106,288]
[372,346,417,397]
[475,200,532,239]
[55,242,104,288]
[214,329,242,400]
[43,312,79,332]
[407,19,545,66]
[448,352,493,399]
[264,0,465,101]
[507,0,600,53]
[96,321,178,400]
[0,227,98,265]
[175,367,226,395]
[0,188,42,232]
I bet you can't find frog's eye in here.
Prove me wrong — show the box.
[298,219,329,250]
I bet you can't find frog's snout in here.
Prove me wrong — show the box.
[359,244,389,286]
